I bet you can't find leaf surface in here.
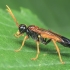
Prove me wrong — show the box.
[0,8,70,70]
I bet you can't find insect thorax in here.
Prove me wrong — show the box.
[26,28,47,44]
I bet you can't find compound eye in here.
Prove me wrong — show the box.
[22,26,26,29]
[20,26,26,31]
[19,26,24,33]
[19,24,26,33]
[20,26,24,30]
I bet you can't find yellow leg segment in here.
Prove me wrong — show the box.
[52,39,65,64]
[31,41,40,60]
[15,36,28,52]
[14,30,23,38]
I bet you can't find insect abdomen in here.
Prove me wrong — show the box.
[59,36,70,48]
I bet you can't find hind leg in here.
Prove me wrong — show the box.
[52,39,65,64]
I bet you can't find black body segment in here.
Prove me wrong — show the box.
[59,36,70,48]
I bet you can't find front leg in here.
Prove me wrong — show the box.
[15,35,29,52]
[14,30,23,38]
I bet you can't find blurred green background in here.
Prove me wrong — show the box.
[1,0,70,35]
[0,0,70,70]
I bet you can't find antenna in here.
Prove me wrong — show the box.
[6,5,19,27]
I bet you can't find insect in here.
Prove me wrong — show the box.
[6,5,70,64]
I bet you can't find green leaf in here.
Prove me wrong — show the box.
[0,8,70,70]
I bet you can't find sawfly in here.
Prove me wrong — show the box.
[6,5,70,64]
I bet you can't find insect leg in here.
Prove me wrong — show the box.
[31,41,40,60]
[45,39,51,45]
[52,39,65,64]
[14,30,23,38]
[15,35,28,52]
